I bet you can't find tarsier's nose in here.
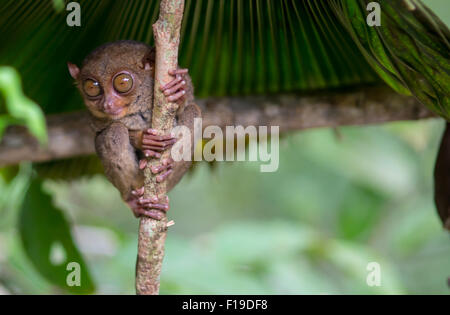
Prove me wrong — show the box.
[104,100,114,111]
[103,97,123,115]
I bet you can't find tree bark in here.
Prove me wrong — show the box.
[135,0,185,295]
[0,87,436,167]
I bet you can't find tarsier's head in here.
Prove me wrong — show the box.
[68,40,155,120]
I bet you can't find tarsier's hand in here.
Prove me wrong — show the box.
[160,68,189,104]
[140,128,176,159]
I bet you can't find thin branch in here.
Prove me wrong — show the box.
[135,0,185,295]
[0,87,436,167]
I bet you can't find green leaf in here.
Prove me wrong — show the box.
[0,67,47,144]
[0,0,378,115]
[19,178,95,294]
[331,0,450,119]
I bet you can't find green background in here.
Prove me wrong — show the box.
[0,0,449,294]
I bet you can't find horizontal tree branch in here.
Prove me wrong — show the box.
[0,86,436,167]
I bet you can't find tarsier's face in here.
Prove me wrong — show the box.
[68,41,154,120]
[77,69,138,119]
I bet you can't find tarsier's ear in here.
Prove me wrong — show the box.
[141,47,156,71]
[67,62,80,80]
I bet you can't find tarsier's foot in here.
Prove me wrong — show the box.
[127,186,170,220]
[140,128,176,159]
[160,68,189,103]
[128,158,174,220]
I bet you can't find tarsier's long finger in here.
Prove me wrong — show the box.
[163,80,186,97]
[143,139,177,151]
[151,158,174,174]
[142,144,174,152]
[144,129,176,141]
[160,75,182,91]
[139,159,148,170]
[168,68,188,76]
[143,150,161,158]
[167,90,186,102]
[142,138,177,147]
[156,169,173,183]
[143,135,176,143]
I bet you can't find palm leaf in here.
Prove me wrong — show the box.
[1,0,449,180]
[0,0,379,116]
[331,0,450,119]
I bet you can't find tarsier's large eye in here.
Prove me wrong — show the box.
[83,79,102,97]
[113,73,133,93]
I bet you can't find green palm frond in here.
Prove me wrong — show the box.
[0,0,379,115]
[0,0,448,185]
[331,0,450,119]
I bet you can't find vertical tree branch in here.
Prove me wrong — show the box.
[135,0,185,295]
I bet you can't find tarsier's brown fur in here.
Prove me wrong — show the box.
[68,40,200,215]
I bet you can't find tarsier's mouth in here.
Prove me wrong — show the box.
[104,105,127,117]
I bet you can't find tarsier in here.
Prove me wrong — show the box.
[67,40,201,220]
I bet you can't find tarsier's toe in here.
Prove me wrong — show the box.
[133,208,165,220]
[141,210,163,220]
[156,169,173,183]
[137,195,170,220]
[127,193,169,220]
[138,195,169,208]
[131,186,145,197]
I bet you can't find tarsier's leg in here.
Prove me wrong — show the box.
[94,123,172,220]
[434,123,450,230]
[95,123,146,216]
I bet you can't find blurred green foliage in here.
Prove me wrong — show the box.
[0,67,47,144]
[1,119,448,294]
[19,178,94,294]
[52,0,65,13]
